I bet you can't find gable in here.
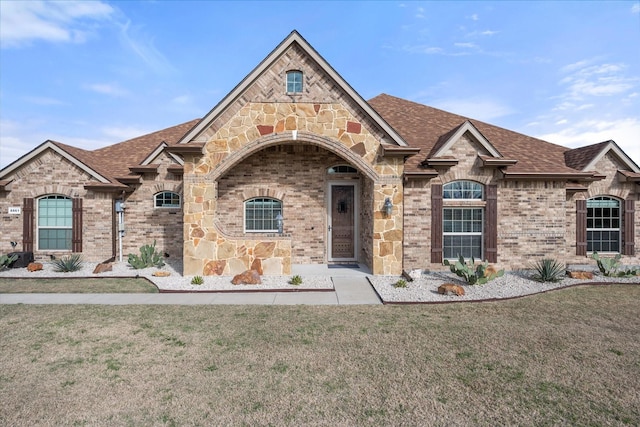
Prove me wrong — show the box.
[179,31,406,148]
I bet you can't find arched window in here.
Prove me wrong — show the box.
[155,191,180,208]
[442,181,484,259]
[38,195,72,250]
[286,70,303,93]
[245,198,283,232]
[327,165,357,174]
[587,196,621,252]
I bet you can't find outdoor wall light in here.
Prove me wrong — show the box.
[383,197,393,217]
[275,213,284,234]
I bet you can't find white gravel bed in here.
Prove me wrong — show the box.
[0,260,333,292]
[369,269,640,303]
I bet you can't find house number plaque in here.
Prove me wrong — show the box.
[8,207,21,215]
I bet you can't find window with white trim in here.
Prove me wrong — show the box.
[245,198,282,232]
[286,70,303,93]
[38,195,72,250]
[587,196,621,253]
[443,181,484,259]
[155,191,180,208]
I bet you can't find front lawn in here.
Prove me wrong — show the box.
[0,277,158,293]
[1,284,638,426]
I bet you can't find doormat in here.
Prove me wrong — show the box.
[328,264,360,269]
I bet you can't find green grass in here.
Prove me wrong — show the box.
[0,285,638,426]
[0,277,158,293]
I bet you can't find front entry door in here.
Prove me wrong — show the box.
[329,184,356,261]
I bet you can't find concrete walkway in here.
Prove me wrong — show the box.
[0,276,382,306]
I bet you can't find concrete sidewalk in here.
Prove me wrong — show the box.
[0,276,382,305]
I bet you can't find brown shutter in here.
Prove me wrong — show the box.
[623,199,635,256]
[23,198,34,252]
[431,184,443,263]
[576,199,587,256]
[72,198,83,253]
[485,185,498,263]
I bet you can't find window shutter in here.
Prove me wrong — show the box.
[576,199,587,256]
[431,184,443,263]
[485,185,498,263]
[623,199,635,256]
[72,198,83,253]
[23,198,34,252]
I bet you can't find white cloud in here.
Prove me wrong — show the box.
[428,97,515,121]
[100,126,151,142]
[559,62,637,99]
[632,3,640,14]
[23,96,65,106]
[83,83,129,97]
[0,1,114,48]
[537,118,640,166]
[117,20,176,75]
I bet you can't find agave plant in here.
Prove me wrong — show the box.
[531,258,566,283]
[51,254,84,272]
[0,253,18,270]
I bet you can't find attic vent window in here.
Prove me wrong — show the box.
[286,70,303,93]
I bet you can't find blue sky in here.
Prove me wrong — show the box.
[1,1,639,169]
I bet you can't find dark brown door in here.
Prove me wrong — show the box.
[330,185,355,260]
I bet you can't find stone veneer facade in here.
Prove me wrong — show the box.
[181,100,405,276]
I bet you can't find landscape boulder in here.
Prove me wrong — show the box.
[568,271,594,280]
[231,269,262,285]
[27,262,43,272]
[92,263,113,274]
[437,283,465,296]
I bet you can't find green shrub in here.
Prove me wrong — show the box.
[0,253,18,270]
[393,279,407,288]
[191,275,204,285]
[443,255,504,285]
[591,252,621,276]
[128,241,165,269]
[51,254,84,272]
[531,258,566,283]
[289,275,303,286]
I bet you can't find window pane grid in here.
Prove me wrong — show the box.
[443,208,483,259]
[38,196,72,250]
[286,71,303,93]
[245,198,282,232]
[587,197,621,252]
[443,181,483,200]
[155,191,180,208]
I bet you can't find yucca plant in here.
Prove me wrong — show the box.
[191,275,204,285]
[289,275,303,286]
[393,279,407,288]
[531,258,566,282]
[51,254,84,272]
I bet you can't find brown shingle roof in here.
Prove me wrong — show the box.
[369,94,579,175]
[564,141,610,171]
[91,119,200,178]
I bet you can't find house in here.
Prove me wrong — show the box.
[1,31,639,276]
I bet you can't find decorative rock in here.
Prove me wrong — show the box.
[27,262,43,272]
[485,265,498,277]
[437,283,465,296]
[250,258,263,276]
[231,269,262,285]
[568,271,594,280]
[204,260,226,276]
[93,263,113,274]
[152,271,171,277]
